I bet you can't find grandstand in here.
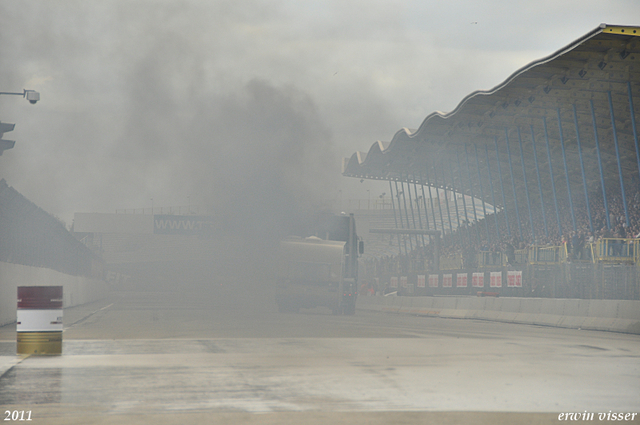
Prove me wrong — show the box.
[345,24,640,300]
[352,196,495,259]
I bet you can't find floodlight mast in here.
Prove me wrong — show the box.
[0,89,40,104]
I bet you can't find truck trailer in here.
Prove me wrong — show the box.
[276,213,363,315]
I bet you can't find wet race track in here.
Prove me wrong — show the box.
[1,289,639,425]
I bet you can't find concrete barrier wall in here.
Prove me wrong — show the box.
[357,295,640,334]
[0,262,109,327]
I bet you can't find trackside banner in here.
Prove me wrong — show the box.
[153,215,217,235]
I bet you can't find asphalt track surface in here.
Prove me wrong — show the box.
[1,289,639,425]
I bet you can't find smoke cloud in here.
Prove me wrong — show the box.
[0,1,340,241]
[1,1,637,230]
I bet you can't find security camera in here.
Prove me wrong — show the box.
[24,90,40,105]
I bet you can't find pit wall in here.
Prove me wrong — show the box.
[0,262,109,327]
[356,295,640,335]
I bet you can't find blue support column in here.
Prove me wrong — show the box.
[485,144,501,241]
[590,99,610,229]
[389,180,404,255]
[394,180,409,254]
[405,176,417,231]
[628,82,640,186]
[405,176,421,248]
[573,104,594,234]
[436,164,454,236]
[464,145,480,233]
[474,144,490,242]
[505,128,523,239]
[425,171,439,232]
[447,160,462,230]
[530,125,549,239]
[394,180,405,230]
[543,116,563,237]
[557,108,577,232]
[426,163,445,234]
[494,137,511,237]
[413,180,426,246]
[420,178,433,248]
[431,162,447,237]
[456,150,471,227]
[608,91,631,227]
[419,172,432,231]
[399,179,414,252]
[517,127,536,243]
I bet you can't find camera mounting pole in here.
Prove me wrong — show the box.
[0,89,40,104]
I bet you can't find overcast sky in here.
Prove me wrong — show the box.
[0,0,638,226]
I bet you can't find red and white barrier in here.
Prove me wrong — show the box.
[17,286,63,355]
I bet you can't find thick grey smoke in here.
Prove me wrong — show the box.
[0,1,338,240]
[2,2,637,235]
[0,1,346,304]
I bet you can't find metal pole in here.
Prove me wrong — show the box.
[436,163,454,236]
[590,99,610,229]
[394,180,405,230]
[557,108,577,232]
[405,177,420,248]
[429,161,446,238]
[455,150,471,227]
[530,125,549,238]
[517,127,536,243]
[447,159,462,230]
[608,91,630,227]
[573,104,594,234]
[543,116,563,237]
[494,137,511,237]
[485,144,501,241]
[474,144,490,243]
[419,172,432,231]
[505,128,523,239]
[413,181,427,246]
[464,145,480,238]
[425,168,439,232]
[389,180,404,255]
[627,82,640,187]
[400,179,413,251]
[395,176,413,254]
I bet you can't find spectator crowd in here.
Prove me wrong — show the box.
[364,183,640,278]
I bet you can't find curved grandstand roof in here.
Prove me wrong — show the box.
[343,24,640,211]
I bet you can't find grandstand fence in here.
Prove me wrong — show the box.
[362,238,640,300]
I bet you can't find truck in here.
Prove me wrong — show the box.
[276,213,363,315]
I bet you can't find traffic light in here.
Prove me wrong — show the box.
[0,121,16,155]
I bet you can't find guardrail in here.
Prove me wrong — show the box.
[528,245,562,264]
[476,251,503,267]
[365,239,640,278]
[593,238,638,264]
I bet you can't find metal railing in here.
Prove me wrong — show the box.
[528,245,562,264]
[476,251,503,267]
[368,239,640,276]
[593,238,638,263]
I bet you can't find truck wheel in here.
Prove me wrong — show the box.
[344,302,356,315]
